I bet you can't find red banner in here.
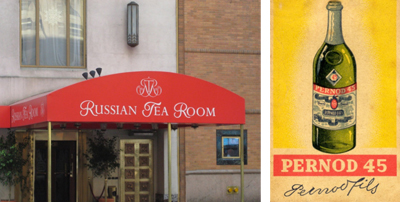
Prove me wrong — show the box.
[313,83,357,95]
[274,155,397,176]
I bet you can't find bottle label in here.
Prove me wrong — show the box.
[312,83,356,130]
[326,69,342,86]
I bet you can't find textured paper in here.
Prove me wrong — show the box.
[270,0,399,201]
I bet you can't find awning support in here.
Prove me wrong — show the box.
[168,123,172,202]
[240,124,244,202]
[48,122,52,202]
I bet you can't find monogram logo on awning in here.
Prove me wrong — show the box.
[136,77,162,97]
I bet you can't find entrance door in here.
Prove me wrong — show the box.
[35,141,76,202]
[120,139,153,202]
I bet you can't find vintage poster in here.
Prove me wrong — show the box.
[270,0,398,201]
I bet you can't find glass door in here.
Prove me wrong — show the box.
[120,139,153,202]
[34,141,76,202]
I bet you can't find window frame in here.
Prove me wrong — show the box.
[216,129,248,165]
[221,136,241,159]
[19,0,86,69]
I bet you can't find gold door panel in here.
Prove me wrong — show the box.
[120,139,153,202]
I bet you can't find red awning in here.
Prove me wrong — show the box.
[0,106,10,128]
[3,71,245,129]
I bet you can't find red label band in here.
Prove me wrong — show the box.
[274,155,396,176]
[313,83,357,95]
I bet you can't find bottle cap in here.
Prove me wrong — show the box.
[327,1,343,11]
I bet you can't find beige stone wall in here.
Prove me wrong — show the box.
[186,170,261,202]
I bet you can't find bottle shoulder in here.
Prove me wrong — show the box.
[313,43,356,88]
[316,42,354,55]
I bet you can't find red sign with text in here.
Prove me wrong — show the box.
[274,155,397,176]
[9,71,245,127]
[313,83,357,95]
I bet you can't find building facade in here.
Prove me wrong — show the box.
[0,0,260,201]
[177,0,261,201]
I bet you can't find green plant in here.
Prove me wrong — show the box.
[0,131,28,202]
[84,131,120,202]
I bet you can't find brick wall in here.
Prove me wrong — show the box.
[185,115,261,171]
[185,53,260,110]
[184,0,260,50]
[181,0,261,171]
[179,0,260,200]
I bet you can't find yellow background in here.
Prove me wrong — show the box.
[271,0,396,149]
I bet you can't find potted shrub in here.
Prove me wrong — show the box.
[0,131,28,202]
[84,131,119,202]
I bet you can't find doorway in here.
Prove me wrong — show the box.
[34,141,76,202]
[120,139,154,202]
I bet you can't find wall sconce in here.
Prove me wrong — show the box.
[96,67,102,77]
[82,72,88,80]
[60,123,67,130]
[191,124,198,129]
[89,70,96,78]
[134,123,141,129]
[82,67,102,80]
[74,123,81,129]
[100,123,107,131]
[127,1,139,47]
[151,124,158,132]
[116,123,124,130]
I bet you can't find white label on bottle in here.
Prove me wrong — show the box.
[312,84,356,130]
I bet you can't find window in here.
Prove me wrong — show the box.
[222,136,240,158]
[216,130,247,165]
[21,0,85,68]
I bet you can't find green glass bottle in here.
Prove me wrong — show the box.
[312,1,356,154]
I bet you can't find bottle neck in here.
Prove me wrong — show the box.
[325,10,344,45]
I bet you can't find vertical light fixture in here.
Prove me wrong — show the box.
[127,1,139,47]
